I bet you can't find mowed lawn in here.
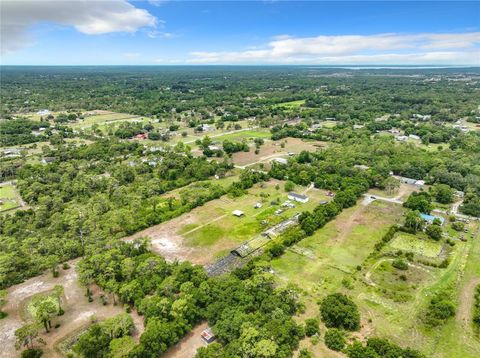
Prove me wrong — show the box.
[271,200,405,293]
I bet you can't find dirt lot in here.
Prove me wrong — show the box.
[0,260,143,357]
[124,208,218,265]
[232,137,327,167]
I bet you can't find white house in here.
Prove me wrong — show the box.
[288,192,309,203]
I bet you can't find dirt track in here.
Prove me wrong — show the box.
[457,277,480,329]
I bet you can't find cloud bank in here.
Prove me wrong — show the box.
[1,0,157,54]
[189,32,480,65]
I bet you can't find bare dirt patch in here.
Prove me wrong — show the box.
[123,207,231,266]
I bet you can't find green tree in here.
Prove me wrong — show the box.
[15,323,40,350]
[404,210,424,233]
[426,224,442,241]
[284,181,295,192]
[35,300,57,332]
[320,293,360,331]
[431,184,454,204]
[383,177,400,195]
[0,289,7,318]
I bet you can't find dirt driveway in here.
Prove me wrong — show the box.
[163,322,209,358]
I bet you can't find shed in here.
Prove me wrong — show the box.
[201,327,216,344]
[232,210,244,217]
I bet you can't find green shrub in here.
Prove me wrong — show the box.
[424,292,455,326]
[299,348,314,358]
[21,349,43,358]
[304,318,320,337]
[451,222,464,232]
[324,329,346,351]
[392,259,408,270]
[473,285,480,328]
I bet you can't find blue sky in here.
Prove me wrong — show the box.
[1,1,479,65]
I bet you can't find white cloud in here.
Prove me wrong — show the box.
[147,30,177,39]
[188,32,480,65]
[1,0,157,54]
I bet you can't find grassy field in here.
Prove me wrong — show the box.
[71,111,146,129]
[389,232,444,258]
[271,200,405,292]
[0,183,21,212]
[210,128,271,142]
[270,196,480,357]
[272,99,306,109]
[181,180,329,248]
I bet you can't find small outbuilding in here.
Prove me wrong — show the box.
[201,327,216,344]
[232,210,245,217]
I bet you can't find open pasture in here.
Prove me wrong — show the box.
[74,111,147,129]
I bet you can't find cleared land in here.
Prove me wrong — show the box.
[232,137,327,168]
[163,322,209,358]
[125,179,330,265]
[271,200,404,292]
[272,99,306,109]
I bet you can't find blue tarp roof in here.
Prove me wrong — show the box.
[420,213,445,223]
